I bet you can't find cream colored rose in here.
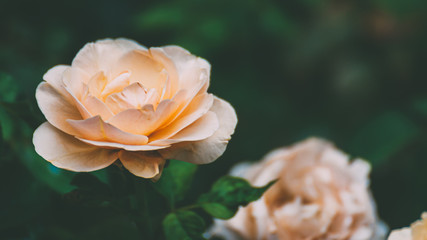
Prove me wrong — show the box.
[33,38,237,179]
[210,138,386,240]
[388,213,427,240]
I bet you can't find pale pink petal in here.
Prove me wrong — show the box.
[64,85,92,119]
[105,82,147,114]
[153,88,191,128]
[35,82,82,135]
[148,93,214,142]
[152,46,210,93]
[113,49,167,95]
[64,67,88,100]
[108,100,177,136]
[149,111,219,145]
[43,65,74,102]
[144,88,160,107]
[82,96,114,120]
[119,150,166,178]
[159,97,237,164]
[149,48,179,100]
[87,71,107,98]
[33,122,118,171]
[77,138,170,151]
[100,71,131,98]
[67,116,148,145]
[72,38,145,81]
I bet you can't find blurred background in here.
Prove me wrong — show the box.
[1,0,427,239]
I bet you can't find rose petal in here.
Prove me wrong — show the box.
[105,82,148,114]
[67,116,148,145]
[33,122,118,171]
[150,47,210,125]
[82,96,114,120]
[86,71,107,98]
[159,97,237,164]
[149,48,179,100]
[113,49,167,95]
[63,67,89,101]
[64,85,92,119]
[72,38,145,82]
[100,71,131,98]
[35,82,82,135]
[119,150,165,178]
[148,93,214,142]
[77,138,170,151]
[149,111,219,145]
[151,46,211,92]
[108,99,178,136]
[43,65,74,102]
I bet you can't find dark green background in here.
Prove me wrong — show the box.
[1,0,427,239]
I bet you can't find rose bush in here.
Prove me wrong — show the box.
[388,213,427,240]
[33,38,237,179]
[210,138,386,240]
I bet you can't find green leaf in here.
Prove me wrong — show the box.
[152,160,197,206]
[198,176,275,219]
[199,202,234,220]
[350,111,419,167]
[19,145,75,194]
[162,211,206,240]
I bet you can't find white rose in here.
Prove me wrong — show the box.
[210,138,386,240]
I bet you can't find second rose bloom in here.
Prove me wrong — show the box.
[211,138,387,240]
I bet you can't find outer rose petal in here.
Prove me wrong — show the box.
[152,46,211,90]
[33,122,118,171]
[72,38,145,81]
[77,138,170,151]
[42,65,74,103]
[67,116,148,145]
[159,97,237,164]
[35,82,82,135]
[149,111,219,145]
[388,228,411,240]
[118,151,165,178]
[148,93,214,142]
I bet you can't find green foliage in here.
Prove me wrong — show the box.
[0,73,18,103]
[350,112,419,167]
[162,211,206,240]
[153,160,198,207]
[198,176,275,219]
[20,147,75,194]
[67,173,112,206]
[0,73,18,140]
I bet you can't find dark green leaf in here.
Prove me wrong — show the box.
[162,210,206,240]
[20,146,75,194]
[199,203,234,219]
[153,160,197,206]
[198,176,275,219]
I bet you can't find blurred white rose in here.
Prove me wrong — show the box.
[210,138,386,240]
[388,213,427,240]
